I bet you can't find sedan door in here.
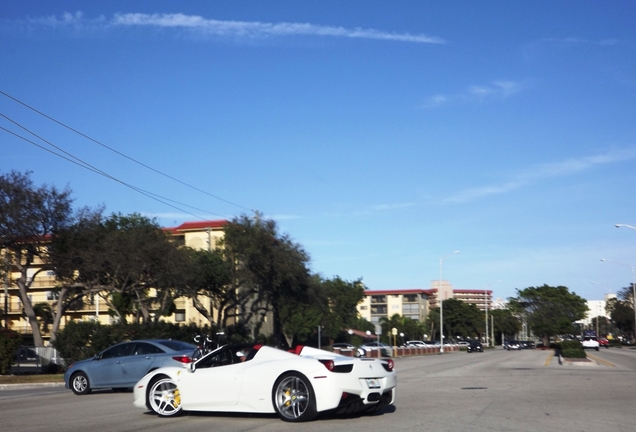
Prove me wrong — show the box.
[121,342,162,386]
[90,343,134,387]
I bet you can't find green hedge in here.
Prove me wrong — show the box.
[0,327,22,374]
[559,340,586,358]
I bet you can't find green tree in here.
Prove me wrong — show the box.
[319,276,365,342]
[379,314,426,345]
[0,171,76,346]
[180,248,232,326]
[221,214,313,346]
[51,212,188,324]
[508,284,588,346]
[440,298,484,340]
[606,295,634,340]
[490,308,522,344]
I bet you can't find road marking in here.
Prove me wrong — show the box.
[586,354,615,367]
[544,351,554,366]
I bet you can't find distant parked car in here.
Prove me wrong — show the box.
[332,343,365,357]
[361,342,393,357]
[466,341,484,353]
[520,341,535,349]
[405,340,427,347]
[598,338,610,348]
[506,341,521,350]
[64,339,196,395]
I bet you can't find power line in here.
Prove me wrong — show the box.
[0,122,225,220]
[0,90,254,213]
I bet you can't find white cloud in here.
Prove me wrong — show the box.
[444,148,636,203]
[422,80,523,108]
[21,12,445,44]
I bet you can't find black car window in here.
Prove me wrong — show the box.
[196,348,234,369]
[133,343,163,355]
[101,343,133,359]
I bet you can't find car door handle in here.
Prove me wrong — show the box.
[115,361,122,364]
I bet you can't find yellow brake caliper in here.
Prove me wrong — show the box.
[172,389,181,408]
[284,387,292,406]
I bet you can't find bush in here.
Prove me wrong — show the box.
[52,321,238,369]
[0,327,22,374]
[559,340,586,359]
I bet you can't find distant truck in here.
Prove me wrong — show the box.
[583,330,598,338]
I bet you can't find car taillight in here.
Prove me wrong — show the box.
[383,359,394,372]
[319,359,335,371]
[172,355,193,364]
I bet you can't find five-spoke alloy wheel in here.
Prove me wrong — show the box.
[148,376,183,417]
[272,372,317,422]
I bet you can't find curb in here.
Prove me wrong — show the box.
[0,382,65,390]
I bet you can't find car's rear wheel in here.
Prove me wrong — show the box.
[272,372,317,422]
[148,376,183,417]
[70,372,91,395]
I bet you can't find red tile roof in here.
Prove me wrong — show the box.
[164,220,227,234]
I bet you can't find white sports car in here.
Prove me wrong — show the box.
[133,342,397,422]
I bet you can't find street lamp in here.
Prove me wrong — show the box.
[600,258,636,341]
[439,251,460,353]
[485,280,501,348]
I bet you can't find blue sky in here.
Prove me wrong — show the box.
[2,1,635,302]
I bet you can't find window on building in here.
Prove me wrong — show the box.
[360,305,368,310]
[402,303,419,315]
[175,311,186,322]
[404,294,418,302]
[371,305,387,315]
[371,295,386,304]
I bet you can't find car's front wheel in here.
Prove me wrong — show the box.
[148,376,183,417]
[70,372,91,395]
[272,372,317,422]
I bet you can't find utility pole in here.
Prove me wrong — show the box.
[3,252,8,329]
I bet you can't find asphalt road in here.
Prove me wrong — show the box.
[2,347,635,432]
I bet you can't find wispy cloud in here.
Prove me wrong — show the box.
[21,11,445,44]
[539,37,620,47]
[444,148,636,203]
[422,80,523,108]
[373,202,416,211]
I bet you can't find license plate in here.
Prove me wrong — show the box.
[366,378,381,389]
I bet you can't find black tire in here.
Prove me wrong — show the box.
[272,372,317,422]
[595,347,599,351]
[70,371,91,395]
[147,375,183,417]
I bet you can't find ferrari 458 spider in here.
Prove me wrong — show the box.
[133,343,397,422]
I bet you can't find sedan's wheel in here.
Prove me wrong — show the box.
[148,376,183,417]
[272,372,317,422]
[70,372,91,395]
